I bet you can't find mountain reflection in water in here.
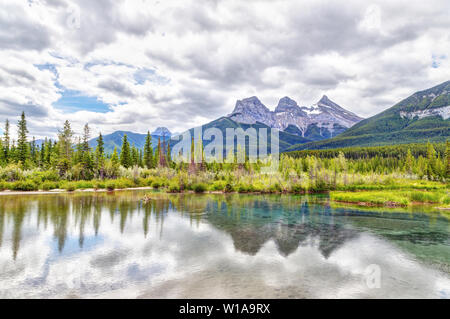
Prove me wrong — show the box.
[0,191,448,299]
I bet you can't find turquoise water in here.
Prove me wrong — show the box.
[0,191,448,298]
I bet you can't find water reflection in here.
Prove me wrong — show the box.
[0,191,448,298]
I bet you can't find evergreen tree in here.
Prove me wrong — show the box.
[3,119,10,162]
[120,134,132,168]
[138,149,143,168]
[445,140,450,179]
[405,148,414,175]
[95,133,105,178]
[166,142,172,168]
[57,120,74,175]
[16,111,29,165]
[82,124,90,152]
[40,138,47,168]
[426,141,436,179]
[156,137,163,167]
[143,131,154,168]
[0,138,4,165]
[30,136,37,164]
[111,147,120,166]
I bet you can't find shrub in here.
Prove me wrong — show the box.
[268,182,282,193]
[168,181,181,193]
[40,181,59,191]
[105,181,116,191]
[210,180,227,191]
[63,182,77,192]
[152,180,161,189]
[224,183,234,193]
[290,183,305,193]
[237,182,255,193]
[193,183,207,193]
[0,164,24,182]
[10,180,38,191]
[30,170,60,183]
[94,180,106,190]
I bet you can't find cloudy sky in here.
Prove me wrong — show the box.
[1,0,449,139]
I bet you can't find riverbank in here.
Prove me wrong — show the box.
[0,175,448,210]
[0,186,153,196]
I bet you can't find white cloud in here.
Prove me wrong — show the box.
[0,0,449,139]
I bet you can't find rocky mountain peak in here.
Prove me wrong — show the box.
[228,96,273,125]
[319,95,330,103]
[227,94,364,139]
[152,127,172,137]
[275,97,301,113]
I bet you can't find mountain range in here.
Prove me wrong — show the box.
[287,80,450,150]
[86,80,450,154]
[88,127,172,153]
[228,95,363,140]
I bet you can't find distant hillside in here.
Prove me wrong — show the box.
[287,80,450,151]
[89,128,171,153]
[184,116,311,153]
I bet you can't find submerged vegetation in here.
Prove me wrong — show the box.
[0,112,448,207]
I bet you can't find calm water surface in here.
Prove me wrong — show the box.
[0,191,449,299]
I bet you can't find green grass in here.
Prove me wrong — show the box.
[330,189,449,207]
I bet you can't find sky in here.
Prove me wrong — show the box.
[0,0,449,139]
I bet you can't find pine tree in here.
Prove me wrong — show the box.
[166,142,172,168]
[3,119,10,162]
[0,138,4,165]
[111,147,119,166]
[445,140,450,179]
[156,137,162,167]
[57,120,74,175]
[30,136,37,164]
[95,133,105,178]
[405,148,414,175]
[40,138,47,168]
[120,134,131,168]
[16,111,29,165]
[131,145,139,167]
[82,124,90,153]
[426,141,436,179]
[143,131,153,168]
[138,149,143,168]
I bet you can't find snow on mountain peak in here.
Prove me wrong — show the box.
[227,95,364,137]
[152,127,172,136]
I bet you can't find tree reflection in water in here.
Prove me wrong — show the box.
[0,191,448,265]
[0,191,450,296]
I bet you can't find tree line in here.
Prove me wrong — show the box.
[0,111,448,182]
[0,112,172,179]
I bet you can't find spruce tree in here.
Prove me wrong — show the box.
[143,131,153,168]
[16,111,29,164]
[111,147,119,166]
[405,148,413,175]
[426,142,436,179]
[3,119,10,162]
[95,133,105,177]
[445,140,450,179]
[57,120,74,175]
[120,134,131,168]
[156,137,163,167]
[30,136,37,164]
[166,142,172,168]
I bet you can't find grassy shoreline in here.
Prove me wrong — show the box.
[1,177,448,211]
[330,189,450,208]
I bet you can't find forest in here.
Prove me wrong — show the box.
[0,112,448,207]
